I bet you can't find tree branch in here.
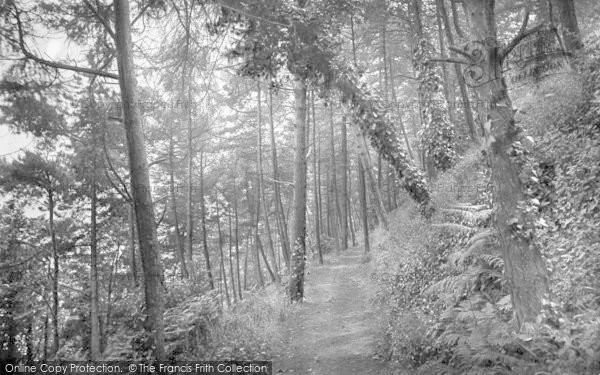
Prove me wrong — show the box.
[84,0,116,41]
[14,6,119,80]
[429,56,471,65]
[131,1,153,26]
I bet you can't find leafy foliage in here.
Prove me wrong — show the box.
[414,39,457,172]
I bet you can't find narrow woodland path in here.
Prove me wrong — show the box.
[272,246,401,375]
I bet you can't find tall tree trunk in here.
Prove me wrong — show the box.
[437,0,478,142]
[127,204,138,287]
[317,131,324,240]
[347,162,357,247]
[258,236,276,282]
[257,82,280,281]
[243,229,250,290]
[42,315,48,360]
[215,199,230,306]
[228,207,237,302]
[289,78,308,302]
[253,231,264,288]
[340,116,349,250]
[358,159,370,253]
[352,128,389,229]
[168,124,189,279]
[48,190,60,357]
[3,206,21,364]
[463,0,549,328]
[329,105,343,245]
[268,88,291,270]
[233,175,243,299]
[325,169,334,237]
[313,96,323,264]
[436,2,457,125]
[199,152,214,289]
[114,0,165,359]
[185,91,194,270]
[89,155,101,360]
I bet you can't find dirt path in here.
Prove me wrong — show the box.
[271,246,402,375]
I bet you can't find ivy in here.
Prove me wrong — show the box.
[414,39,458,173]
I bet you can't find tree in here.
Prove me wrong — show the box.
[550,0,582,54]
[7,152,69,357]
[214,0,432,214]
[114,0,165,358]
[462,0,549,328]
[289,78,308,302]
[167,118,189,279]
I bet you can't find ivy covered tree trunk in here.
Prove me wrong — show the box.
[411,0,457,175]
[463,0,549,328]
[114,0,165,359]
[289,78,308,302]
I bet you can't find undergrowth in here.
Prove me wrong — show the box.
[374,38,600,373]
[101,282,292,361]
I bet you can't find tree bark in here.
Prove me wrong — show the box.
[464,0,549,328]
[127,204,139,287]
[313,96,323,264]
[89,154,101,360]
[114,0,165,358]
[289,78,308,302]
[199,152,214,289]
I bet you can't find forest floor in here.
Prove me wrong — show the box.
[271,245,404,375]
